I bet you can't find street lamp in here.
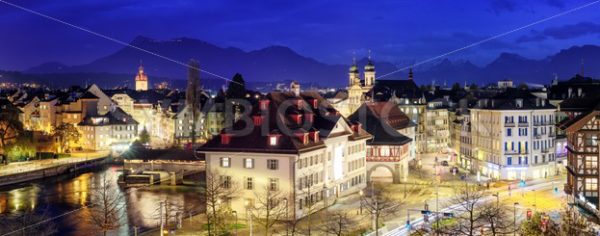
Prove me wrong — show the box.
[513,202,519,236]
[232,211,238,236]
[359,190,364,214]
[532,190,537,211]
[244,200,253,236]
[283,198,289,236]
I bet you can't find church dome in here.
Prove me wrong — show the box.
[364,60,375,72]
[349,64,358,73]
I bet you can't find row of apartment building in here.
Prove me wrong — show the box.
[6,66,228,153]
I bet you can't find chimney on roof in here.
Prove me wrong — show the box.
[290,81,300,96]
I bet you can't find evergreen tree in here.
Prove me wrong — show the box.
[518,82,529,90]
[451,82,461,91]
[185,59,202,145]
[138,128,150,144]
[226,73,246,99]
[469,83,479,91]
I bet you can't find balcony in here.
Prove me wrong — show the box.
[549,132,556,137]
[534,134,542,139]
[541,148,550,153]
[518,122,529,127]
[504,122,515,127]
[504,150,528,155]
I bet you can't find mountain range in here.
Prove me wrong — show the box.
[7,36,600,89]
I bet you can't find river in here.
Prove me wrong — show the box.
[0,165,204,236]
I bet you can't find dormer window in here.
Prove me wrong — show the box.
[305,113,314,123]
[351,123,362,133]
[259,99,270,110]
[253,114,263,126]
[269,136,278,146]
[221,132,232,145]
[515,99,523,108]
[268,130,281,146]
[310,99,318,108]
[309,129,320,142]
[295,131,309,144]
[291,113,303,124]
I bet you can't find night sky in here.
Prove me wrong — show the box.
[1,0,600,71]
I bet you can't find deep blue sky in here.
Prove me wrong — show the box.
[1,0,600,70]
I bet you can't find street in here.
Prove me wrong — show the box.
[0,150,109,176]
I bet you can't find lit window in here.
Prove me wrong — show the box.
[269,136,278,146]
[220,175,232,189]
[269,178,279,191]
[244,158,254,169]
[586,156,598,170]
[246,177,253,190]
[220,157,230,168]
[267,159,279,170]
[585,178,598,191]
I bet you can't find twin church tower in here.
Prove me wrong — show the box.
[346,55,377,114]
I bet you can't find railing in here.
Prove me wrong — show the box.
[534,134,542,139]
[504,150,527,155]
[541,148,550,153]
[505,122,515,127]
[518,122,529,127]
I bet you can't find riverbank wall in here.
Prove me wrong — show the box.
[0,157,108,187]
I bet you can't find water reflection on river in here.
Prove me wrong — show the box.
[0,165,203,235]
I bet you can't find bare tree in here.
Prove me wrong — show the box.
[0,101,23,152]
[441,183,486,236]
[479,202,512,235]
[317,210,355,236]
[251,185,287,235]
[0,208,57,236]
[89,173,125,236]
[360,182,404,236]
[204,169,239,235]
[560,204,596,236]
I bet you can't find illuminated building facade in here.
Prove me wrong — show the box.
[349,102,415,183]
[470,89,557,180]
[198,84,370,220]
[558,95,600,216]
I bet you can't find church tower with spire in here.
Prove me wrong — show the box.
[363,50,376,87]
[135,62,149,91]
[349,56,360,86]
